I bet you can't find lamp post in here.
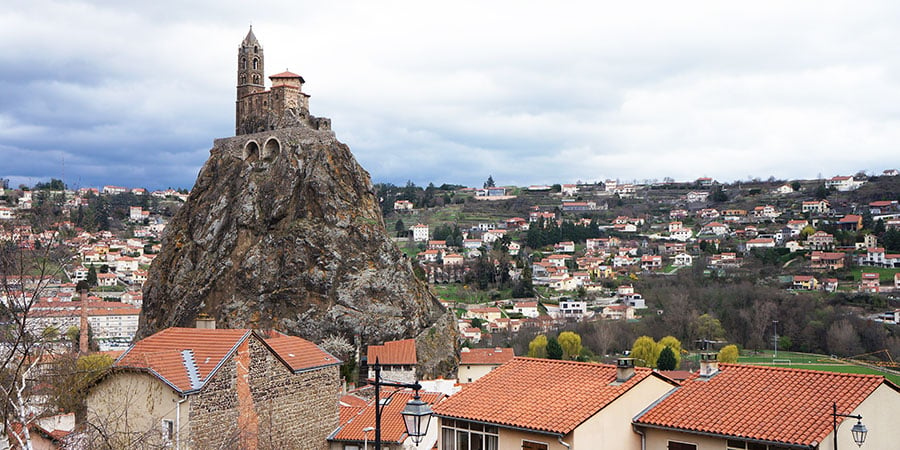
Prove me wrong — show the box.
[372,358,434,450]
[363,427,374,450]
[832,402,868,448]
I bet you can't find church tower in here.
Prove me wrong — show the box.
[237,26,265,98]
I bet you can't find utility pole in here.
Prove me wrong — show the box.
[773,320,778,359]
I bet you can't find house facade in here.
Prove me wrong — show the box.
[434,358,677,450]
[634,357,900,450]
[85,327,341,449]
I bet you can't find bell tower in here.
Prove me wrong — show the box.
[237,26,265,99]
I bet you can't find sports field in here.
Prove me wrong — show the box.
[736,350,900,385]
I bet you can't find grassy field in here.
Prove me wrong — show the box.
[736,350,900,385]
[850,267,899,282]
[432,283,512,304]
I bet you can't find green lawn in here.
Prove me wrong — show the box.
[850,267,899,282]
[737,350,900,385]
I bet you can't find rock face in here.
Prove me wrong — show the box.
[138,125,457,377]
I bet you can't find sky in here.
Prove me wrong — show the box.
[1,1,899,191]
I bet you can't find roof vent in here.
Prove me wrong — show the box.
[615,358,635,383]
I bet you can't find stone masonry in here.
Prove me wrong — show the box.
[189,336,340,449]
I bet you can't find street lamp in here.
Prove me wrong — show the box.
[362,427,374,450]
[372,358,434,450]
[832,402,868,448]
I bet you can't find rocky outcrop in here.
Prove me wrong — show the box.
[138,125,457,377]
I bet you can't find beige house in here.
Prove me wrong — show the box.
[634,355,900,450]
[85,327,341,449]
[434,357,678,449]
[457,347,515,384]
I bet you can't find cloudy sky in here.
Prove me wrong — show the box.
[2,1,899,190]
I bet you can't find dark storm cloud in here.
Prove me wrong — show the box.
[2,0,900,190]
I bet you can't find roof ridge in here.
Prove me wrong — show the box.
[722,363,885,379]
[181,349,203,390]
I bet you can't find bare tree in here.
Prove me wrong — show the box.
[0,221,69,449]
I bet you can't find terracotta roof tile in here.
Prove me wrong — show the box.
[634,364,890,446]
[332,391,444,443]
[433,357,663,435]
[116,328,250,393]
[263,335,341,372]
[367,339,417,365]
[459,348,515,365]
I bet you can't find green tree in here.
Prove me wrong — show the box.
[528,335,548,358]
[813,184,829,200]
[631,336,660,368]
[546,337,564,360]
[790,181,801,191]
[87,265,98,287]
[484,175,495,188]
[558,331,582,360]
[394,219,405,237]
[658,336,682,369]
[694,313,726,343]
[657,346,677,370]
[718,344,740,363]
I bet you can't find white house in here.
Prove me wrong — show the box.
[674,253,693,266]
[410,223,429,242]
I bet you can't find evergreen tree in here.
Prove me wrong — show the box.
[484,175,495,188]
[546,337,564,360]
[657,346,677,370]
[87,266,98,287]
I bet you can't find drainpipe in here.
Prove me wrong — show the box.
[633,425,646,450]
[557,435,571,449]
[175,395,188,449]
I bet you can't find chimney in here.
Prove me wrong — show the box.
[699,352,719,377]
[616,358,635,383]
[195,313,216,329]
[79,289,89,354]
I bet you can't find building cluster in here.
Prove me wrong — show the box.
[42,322,897,450]
[0,184,185,350]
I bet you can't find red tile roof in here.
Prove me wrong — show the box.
[459,347,515,365]
[262,334,340,372]
[433,357,669,435]
[116,328,250,393]
[115,327,338,394]
[269,70,301,78]
[367,339,417,365]
[634,364,895,446]
[332,390,445,443]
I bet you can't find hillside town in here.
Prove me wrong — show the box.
[1,169,899,449]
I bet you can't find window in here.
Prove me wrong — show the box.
[667,442,696,450]
[441,419,498,450]
[727,440,784,450]
[161,419,174,441]
[253,58,259,69]
[241,57,247,69]
[522,441,548,450]
[343,446,360,450]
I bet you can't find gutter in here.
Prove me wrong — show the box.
[632,422,813,450]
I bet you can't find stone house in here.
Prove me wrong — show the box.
[85,327,341,449]
[633,356,900,450]
[365,339,418,384]
[434,358,678,450]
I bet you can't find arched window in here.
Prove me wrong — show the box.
[252,58,259,70]
[241,57,247,69]
[254,46,258,54]
[252,74,260,84]
[240,74,247,84]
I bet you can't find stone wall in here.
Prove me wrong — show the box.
[187,336,340,449]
